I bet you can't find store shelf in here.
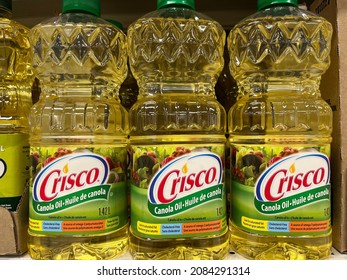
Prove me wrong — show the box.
[1,247,345,260]
[121,247,347,260]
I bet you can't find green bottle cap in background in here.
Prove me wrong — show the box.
[157,0,195,10]
[258,0,297,11]
[62,0,100,17]
[106,19,124,31]
[0,0,12,10]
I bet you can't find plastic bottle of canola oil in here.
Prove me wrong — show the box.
[127,0,229,260]
[0,0,32,213]
[27,0,129,260]
[228,0,333,259]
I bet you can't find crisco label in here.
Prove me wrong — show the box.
[231,145,331,236]
[148,152,223,217]
[0,134,30,211]
[32,153,109,213]
[255,152,330,213]
[29,147,128,235]
[131,145,227,239]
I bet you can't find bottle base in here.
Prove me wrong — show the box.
[129,229,230,260]
[27,225,129,260]
[229,223,332,260]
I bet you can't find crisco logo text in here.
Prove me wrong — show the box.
[148,152,223,205]
[263,167,325,201]
[39,168,100,201]
[33,153,108,202]
[157,167,217,203]
[255,152,330,203]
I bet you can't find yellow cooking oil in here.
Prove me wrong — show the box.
[27,0,129,260]
[227,0,333,259]
[0,0,32,214]
[127,0,229,260]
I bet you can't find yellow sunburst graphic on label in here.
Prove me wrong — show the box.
[182,163,188,174]
[63,164,69,173]
[289,163,296,173]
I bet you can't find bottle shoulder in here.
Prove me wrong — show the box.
[127,13,225,88]
[130,6,222,27]
[0,18,30,46]
[30,16,128,87]
[228,6,333,81]
[0,17,30,33]
[0,24,31,61]
[234,5,332,26]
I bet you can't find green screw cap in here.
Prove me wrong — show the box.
[157,0,195,10]
[62,0,100,17]
[0,0,12,10]
[258,0,298,11]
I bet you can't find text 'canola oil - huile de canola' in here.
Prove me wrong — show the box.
[127,0,229,260]
[227,0,333,259]
[27,0,129,260]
